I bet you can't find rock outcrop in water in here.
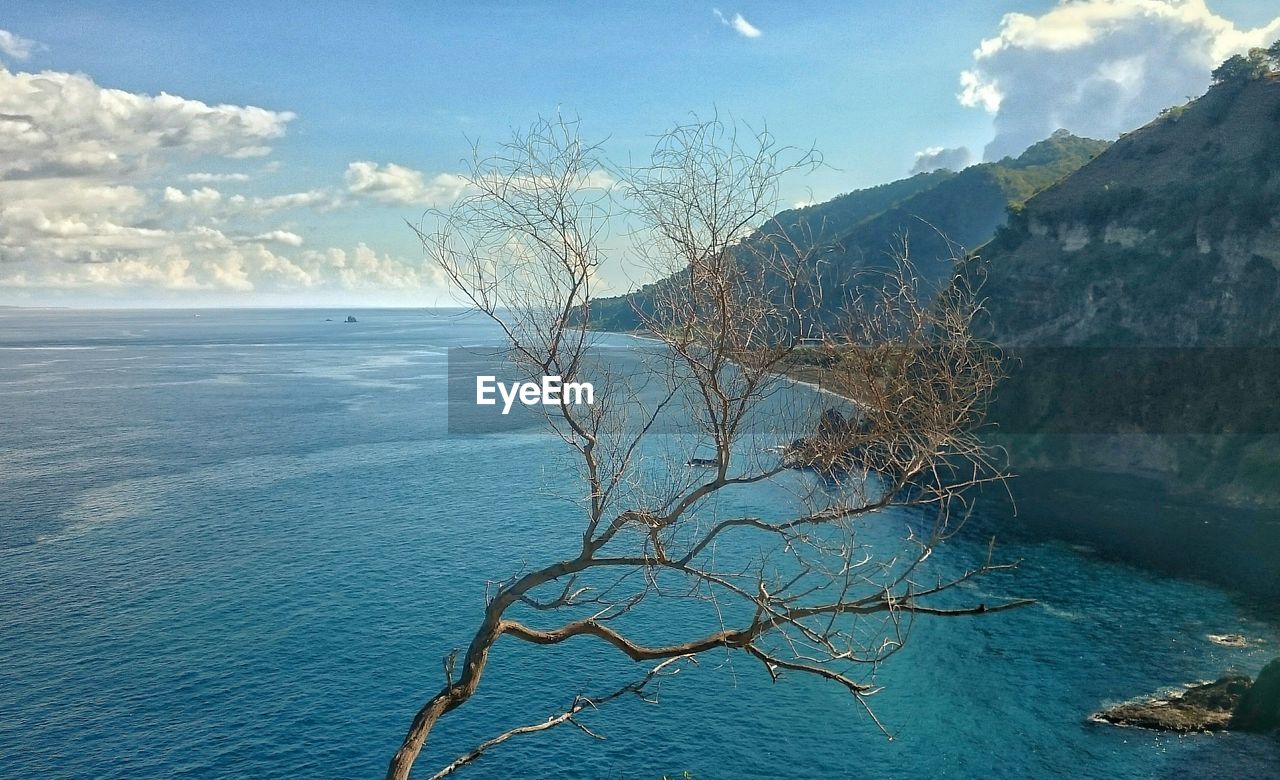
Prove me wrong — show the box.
[784,408,863,474]
[1230,657,1280,733]
[1094,675,1252,732]
[782,406,924,481]
[1095,657,1280,734]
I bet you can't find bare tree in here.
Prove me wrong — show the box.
[390,116,1028,779]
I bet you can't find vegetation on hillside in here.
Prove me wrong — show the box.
[769,168,952,244]
[978,50,1280,346]
[589,131,1106,331]
[1211,40,1280,84]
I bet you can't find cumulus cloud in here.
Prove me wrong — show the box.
[960,0,1280,159]
[713,9,762,38]
[1,178,197,269]
[252,230,304,247]
[302,243,445,291]
[910,146,972,174]
[0,65,294,179]
[0,60,446,301]
[344,161,469,207]
[163,186,222,207]
[0,181,436,294]
[0,165,433,296]
[0,29,39,61]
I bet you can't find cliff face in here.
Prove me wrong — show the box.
[979,78,1280,348]
[973,77,1280,595]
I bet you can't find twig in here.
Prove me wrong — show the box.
[426,655,690,779]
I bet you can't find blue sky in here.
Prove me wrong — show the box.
[2,1,1279,306]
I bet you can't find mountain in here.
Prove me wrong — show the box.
[972,72,1280,595]
[977,79,1280,346]
[588,131,1108,331]
[585,60,1280,594]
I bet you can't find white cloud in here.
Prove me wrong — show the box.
[163,186,222,207]
[713,9,762,39]
[252,230,304,247]
[0,61,448,301]
[185,171,251,183]
[576,169,617,190]
[240,189,344,212]
[0,179,154,259]
[344,161,469,207]
[960,0,1280,159]
[303,243,446,291]
[0,169,433,295]
[0,183,434,293]
[0,64,295,179]
[910,145,972,174]
[0,30,39,61]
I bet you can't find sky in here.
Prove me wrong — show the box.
[1,1,1279,307]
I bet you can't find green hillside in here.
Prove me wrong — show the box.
[978,78,1280,346]
[588,131,1107,331]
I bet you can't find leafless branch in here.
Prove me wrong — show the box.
[387,114,1026,780]
[427,655,690,779]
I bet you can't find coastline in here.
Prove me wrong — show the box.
[616,328,1280,601]
[603,327,859,404]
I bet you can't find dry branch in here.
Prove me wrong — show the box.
[426,656,689,779]
[387,115,1026,780]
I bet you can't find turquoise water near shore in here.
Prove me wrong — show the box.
[2,308,1278,778]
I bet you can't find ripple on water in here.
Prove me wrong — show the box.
[2,310,1279,779]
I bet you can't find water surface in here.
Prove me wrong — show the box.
[2,309,1277,778]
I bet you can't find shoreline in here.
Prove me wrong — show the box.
[601,327,859,404]
[597,326,1280,601]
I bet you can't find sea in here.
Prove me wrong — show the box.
[2,308,1278,779]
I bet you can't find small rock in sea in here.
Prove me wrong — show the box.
[345,315,358,323]
[1092,675,1252,732]
[1208,633,1249,647]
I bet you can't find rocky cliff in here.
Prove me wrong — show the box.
[972,75,1280,595]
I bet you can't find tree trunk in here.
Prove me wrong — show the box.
[386,616,503,780]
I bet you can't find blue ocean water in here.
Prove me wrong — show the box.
[1,308,1278,779]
